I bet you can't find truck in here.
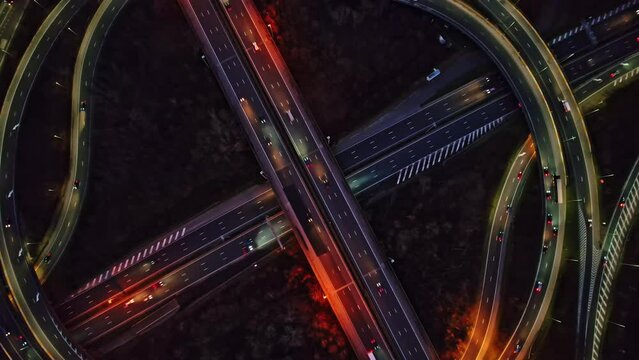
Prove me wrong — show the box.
[555,176,564,204]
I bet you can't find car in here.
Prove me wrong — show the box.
[143,294,153,302]
[265,136,272,146]
[496,231,504,242]
[376,282,387,296]
[307,216,313,223]
[546,213,553,225]
[320,174,329,185]
[602,255,609,267]
[546,190,552,200]
[552,226,558,237]
[3,218,10,229]
[514,340,523,354]
[252,41,260,51]
[505,204,512,214]
[587,58,595,67]
[151,281,165,290]
[18,335,27,350]
[241,240,255,255]
[258,116,267,124]
[535,281,543,293]
[619,197,626,208]
[542,242,549,253]
[517,171,523,181]
[73,179,80,189]
[370,338,381,351]
[17,248,24,262]
[303,156,312,166]
[43,253,52,264]
[543,167,550,177]
[220,0,231,9]
[239,97,247,103]
[561,99,571,113]
[610,69,620,78]
[124,298,135,307]
[80,101,87,112]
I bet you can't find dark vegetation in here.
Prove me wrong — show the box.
[105,239,354,360]
[47,0,260,299]
[16,1,96,255]
[362,118,529,359]
[254,0,460,140]
[587,81,639,235]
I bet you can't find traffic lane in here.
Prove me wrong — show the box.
[591,5,639,41]
[189,0,237,63]
[60,184,279,304]
[199,3,393,355]
[59,16,639,310]
[61,0,283,323]
[57,192,280,320]
[551,31,593,60]
[0,0,91,358]
[224,1,425,355]
[575,51,639,102]
[362,267,434,358]
[563,28,639,83]
[335,75,506,172]
[350,93,519,194]
[464,138,536,359]
[70,222,287,345]
[0,294,45,360]
[59,211,288,328]
[333,74,498,156]
[241,24,436,357]
[335,284,380,353]
[486,0,598,245]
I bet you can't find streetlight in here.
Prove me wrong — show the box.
[53,134,62,140]
[599,174,614,184]
[54,81,64,88]
[266,24,275,40]
[66,27,78,36]
[563,136,576,142]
